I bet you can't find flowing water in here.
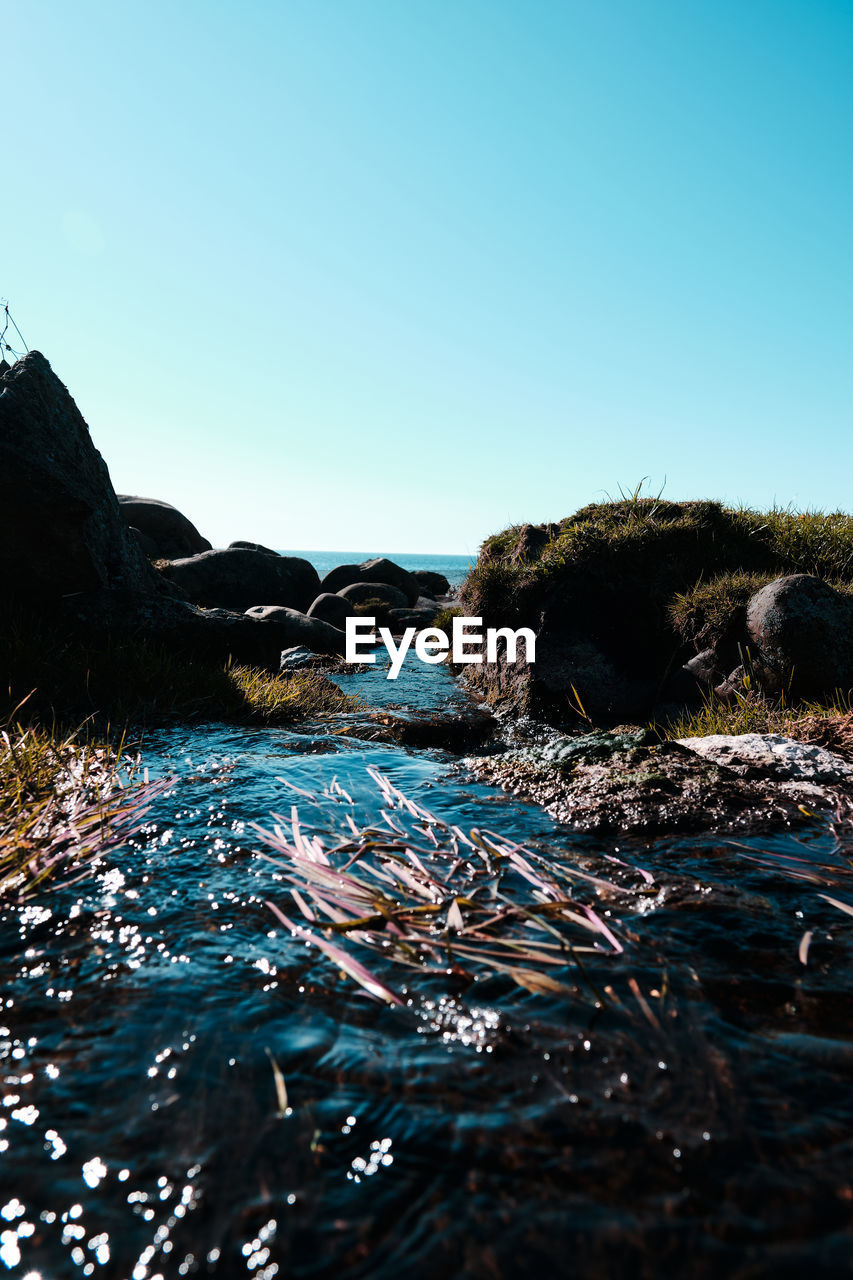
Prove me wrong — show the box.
[3,651,853,1278]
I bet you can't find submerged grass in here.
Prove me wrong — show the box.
[0,716,172,898]
[0,613,356,895]
[255,768,652,1006]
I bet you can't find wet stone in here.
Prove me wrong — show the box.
[465,731,849,835]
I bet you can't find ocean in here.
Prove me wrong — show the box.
[277,549,474,592]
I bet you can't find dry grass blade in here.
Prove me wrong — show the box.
[257,768,637,1006]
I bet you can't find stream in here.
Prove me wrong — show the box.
[3,651,853,1278]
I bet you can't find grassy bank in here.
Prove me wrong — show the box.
[462,497,853,739]
[2,613,355,731]
[463,500,853,631]
[0,719,175,898]
[1,616,356,897]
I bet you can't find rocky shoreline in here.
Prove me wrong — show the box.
[6,351,853,843]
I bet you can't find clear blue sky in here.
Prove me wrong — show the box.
[4,1,853,555]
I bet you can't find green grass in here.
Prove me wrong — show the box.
[0,614,358,897]
[0,718,171,898]
[658,686,853,756]
[461,499,853,683]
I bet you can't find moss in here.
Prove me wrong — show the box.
[461,499,853,681]
[353,599,395,627]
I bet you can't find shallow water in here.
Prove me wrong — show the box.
[3,656,853,1278]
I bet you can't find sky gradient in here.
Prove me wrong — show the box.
[4,1,853,555]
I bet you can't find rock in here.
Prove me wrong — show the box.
[412,569,451,596]
[464,636,655,723]
[414,596,440,618]
[129,525,160,558]
[746,574,853,698]
[228,540,280,556]
[244,605,345,654]
[320,557,420,606]
[117,495,212,559]
[684,647,723,686]
[384,604,442,630]
[307,592,355,630]
[279,645,343,672]
[714,665,747,701]
[466,730,833,835]
[0,353,326,675]
[359,707,497,750]
[337,581,409,610]
[677,733,853,783]
[0,352,159,601]
[159,548,320,613]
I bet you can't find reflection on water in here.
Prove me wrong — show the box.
[3,655,853,1277]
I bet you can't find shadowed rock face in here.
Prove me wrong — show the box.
[0,352,159,601]
[338,581,409,610]
[0,352,332,667]
[118,495,212,560]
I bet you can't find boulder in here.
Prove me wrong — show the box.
[320,557,420,606]
[0,352,159,601]
[244,605,345,654]
[228,540,280,556]
[745,574,853,697]
[117,495,211,559]
[338,581,409,610]
[159,548,320,613]
[307,592,355,630]
[412,569,451,596]
[464,634,655,722]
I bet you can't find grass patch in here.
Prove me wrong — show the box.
[659,687,853,753]
[462,499,853,684]
[0,718,171,898]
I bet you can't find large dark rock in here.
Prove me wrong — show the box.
[0,353,159,601]
[159,548,320,613]
[467,729,834,835]
[320,557,420,606]
[413,569,451,596]
[464,635,655,722]
[338,581,409,610]
[745,574,853,697]
[243,605,345,654]
[117,495,211,560]
[307,592,355,630]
